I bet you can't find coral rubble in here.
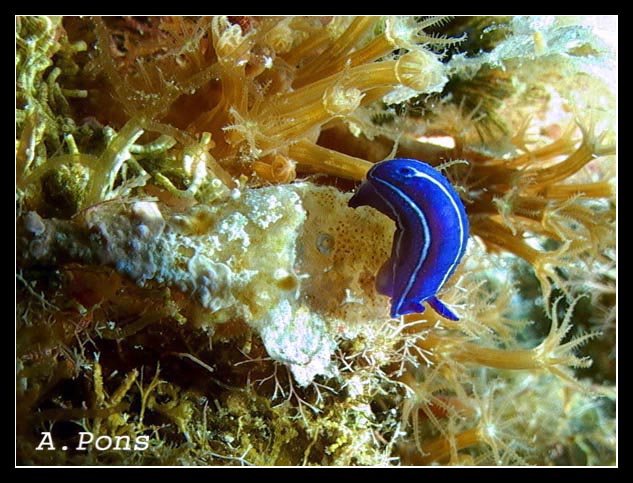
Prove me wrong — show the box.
[16,16,616,466]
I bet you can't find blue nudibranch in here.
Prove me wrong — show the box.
[348,158,469,320]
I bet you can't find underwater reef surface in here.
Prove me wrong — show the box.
[16,16,616,466]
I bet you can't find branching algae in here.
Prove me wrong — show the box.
[16,16,616,466]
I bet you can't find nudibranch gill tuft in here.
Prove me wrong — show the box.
[348,158,469,320]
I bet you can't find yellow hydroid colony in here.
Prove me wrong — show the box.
[16,16,615,465]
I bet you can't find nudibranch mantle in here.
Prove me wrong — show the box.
[348,158,469,320]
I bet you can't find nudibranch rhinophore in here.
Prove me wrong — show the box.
[349,158,469,320]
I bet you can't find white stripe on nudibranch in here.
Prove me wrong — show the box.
[372,176,431,316]
[366,179,417,307]
[372,165,467,316]
[412,168,466,288]
[408,169,467,290]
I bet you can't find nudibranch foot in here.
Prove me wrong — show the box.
[427,296,459,321]
[391,300,425,319]
[388,296,458,321]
